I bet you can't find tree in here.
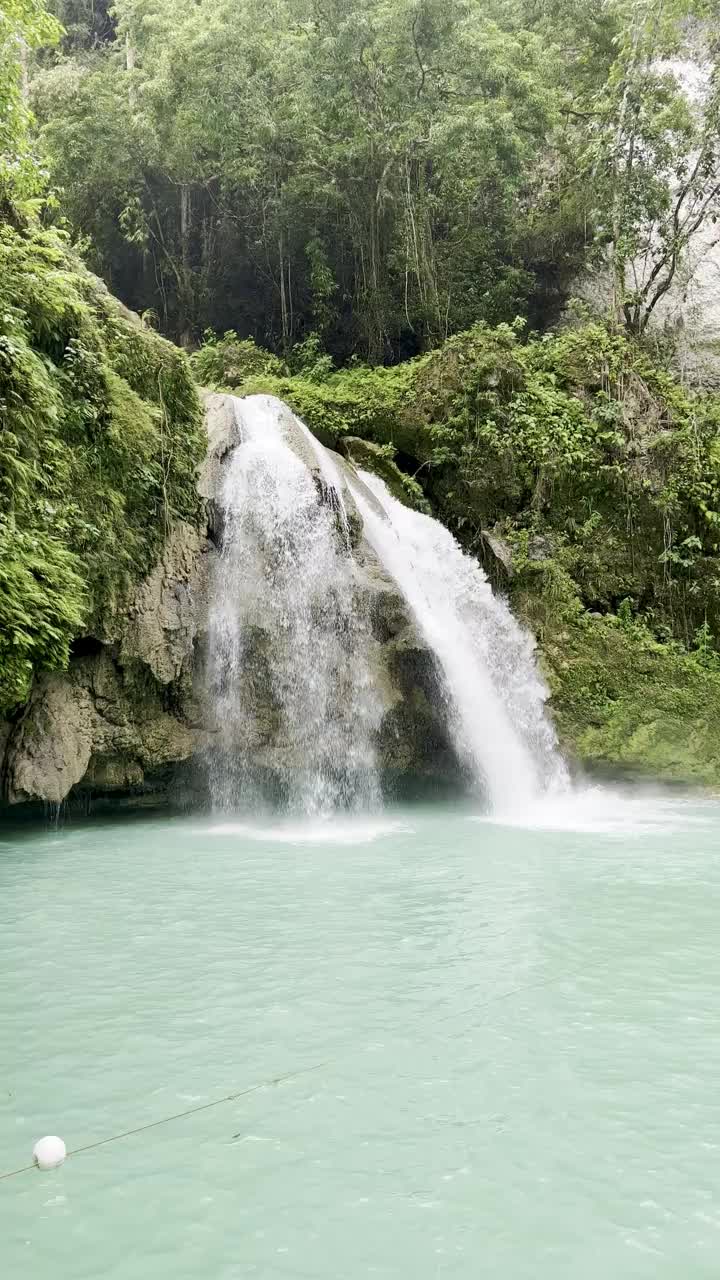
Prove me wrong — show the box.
[581,0,720,335]
[0,0,60,208]
[39,0,713,358]
[45,0,115,51]
[33,0,587,356]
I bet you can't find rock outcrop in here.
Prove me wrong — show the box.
[121,522,212,685]
[2,504,215,807]
[4,654,197,805]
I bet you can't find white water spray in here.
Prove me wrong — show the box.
[206,396,382,814]
[206,394,566,816]
[350,471,567,812]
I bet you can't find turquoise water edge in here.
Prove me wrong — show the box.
[2,790,720,1278]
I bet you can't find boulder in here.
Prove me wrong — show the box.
[5,677,94,805]
[481,530,514,580]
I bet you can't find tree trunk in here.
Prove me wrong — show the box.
[609,19,643,326]
[279,225,289,349]
[126,30,136,108]
[179,184,193,347]
[18,38,29,105]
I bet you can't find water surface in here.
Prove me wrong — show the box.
[2,791,720,1278]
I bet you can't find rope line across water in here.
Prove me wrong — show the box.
[0,965,580,1184]
[0,1061,326,1183]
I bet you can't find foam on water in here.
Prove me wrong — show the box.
[473,784,714,837]
[205,817,414,845]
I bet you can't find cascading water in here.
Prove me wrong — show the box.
[349,471,567,813]
[206,395,383,814]
[206,392,566,817]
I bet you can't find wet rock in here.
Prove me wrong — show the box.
[340,436,429,512]
[527,535,553,562]
[198,392,241,506]
[121,521,213,685]
[6,677,94,805]
[4,632,196,805]
[481,530,514,579]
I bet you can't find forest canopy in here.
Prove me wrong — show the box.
[11,0,717,363]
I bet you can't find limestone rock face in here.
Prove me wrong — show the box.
[198,391,240,505]
[6,677,94,805]
[2,517,210,806]
[201,392,365,548]
[4,651,196,806]
[121,521,213,685]
[572,57,720,387]
[481,530,514,585]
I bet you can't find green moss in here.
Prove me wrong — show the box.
[340,437,430,513]
[229,366,415,453]
[508,548,720,784]
[549,616,720,784]
[0,225,203,714]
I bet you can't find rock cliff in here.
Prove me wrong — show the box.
[1,394,455,808]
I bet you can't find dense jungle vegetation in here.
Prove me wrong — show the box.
[4,0,720,780]
[0,0,204,715]
[194,321,720,781]
[28,0,720,360]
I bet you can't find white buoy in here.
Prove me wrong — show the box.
[33,1137,67,1171]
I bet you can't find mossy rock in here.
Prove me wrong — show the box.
[190,320,720,786]
[340,437,431,513]
[549,621,720,785]
[0,224,204,715]
[511,559,720,785]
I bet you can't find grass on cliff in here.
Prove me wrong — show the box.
[194,323,720,780]
[0,224,204,715]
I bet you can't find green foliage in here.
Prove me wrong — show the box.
[0,223,203,713]
[286,335,335,384]
[31,0,604,357]
[190,313,720,777]
[339,437,431,514]
[19,1,719,355]
[190,331,285,387]
[575,0,720,334]
[509,551,720,784]
[0,0,60,209]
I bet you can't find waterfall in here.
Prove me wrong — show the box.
[349,472,567,812]
[206,395,383,814]
[205,393,566,817]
